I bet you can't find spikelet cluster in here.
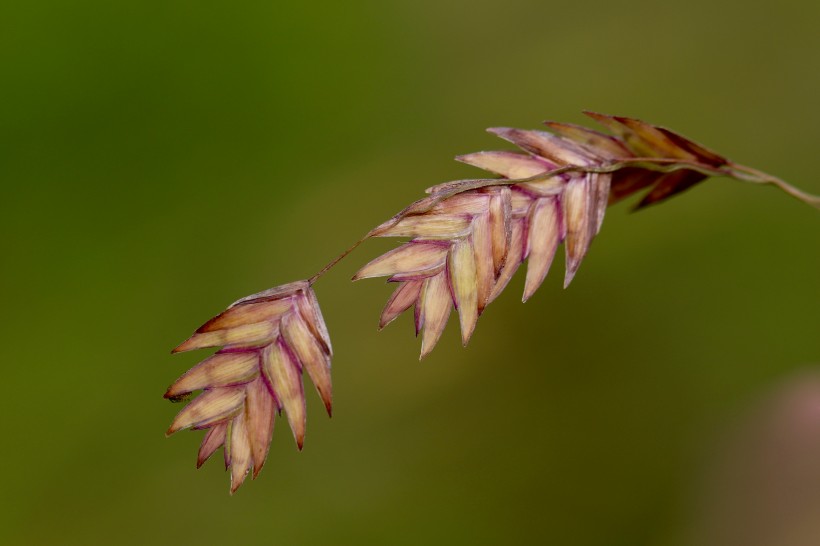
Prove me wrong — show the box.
[166,281,332,493]
[354,112,731,357]
[168,112,818,493]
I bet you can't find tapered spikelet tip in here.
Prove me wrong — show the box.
[563,268,578,289]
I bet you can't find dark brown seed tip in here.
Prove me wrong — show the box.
[164,391,191,403]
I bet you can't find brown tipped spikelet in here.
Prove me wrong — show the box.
[168,112,819,492]
[167,281,332,493]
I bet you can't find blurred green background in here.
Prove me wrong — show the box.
[2,1,819,544]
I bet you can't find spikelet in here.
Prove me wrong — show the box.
[354,181,564,357]
[167,281,332,494]
[355,191,502,356]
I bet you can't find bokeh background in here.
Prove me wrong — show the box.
[2,1,819,544]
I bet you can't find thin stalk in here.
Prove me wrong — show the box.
[308,238,368,286]
[727,163,820,209]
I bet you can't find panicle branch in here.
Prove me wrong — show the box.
[167,111,819,492]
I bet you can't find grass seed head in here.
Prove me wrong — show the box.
[168,112,820,492]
